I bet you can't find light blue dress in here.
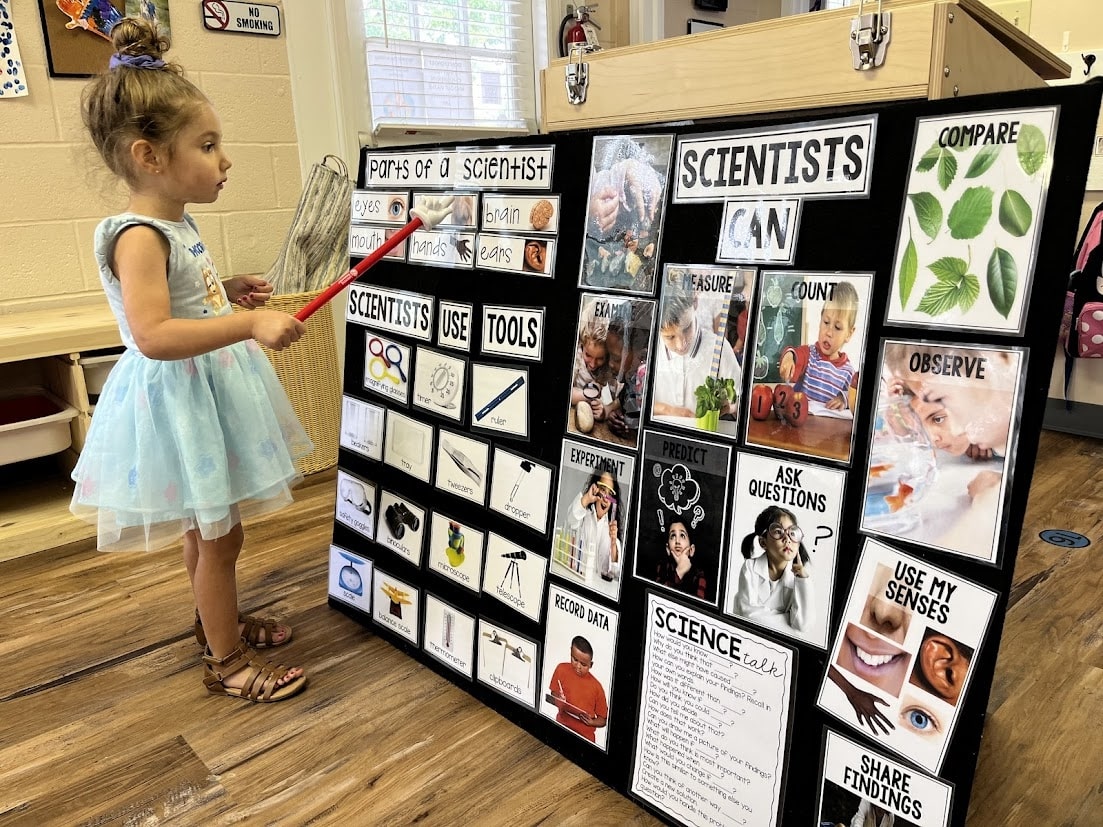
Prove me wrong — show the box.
[70,213,312,551]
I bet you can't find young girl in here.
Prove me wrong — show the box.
[654,518,709,599]
[735,506,813,632]
[563,464,622,582]
[71,18,310,703]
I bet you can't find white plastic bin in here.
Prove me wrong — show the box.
[0,388,79,465]
[79,349,123,398]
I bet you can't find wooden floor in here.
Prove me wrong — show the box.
[0,430,1101,825]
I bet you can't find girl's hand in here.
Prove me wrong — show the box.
[791,556,810,579]
[251,310,304,351]
[609,519,618,544]
[225,275,274,309]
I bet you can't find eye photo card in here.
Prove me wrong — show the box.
[816,538,998,774]
[335,469,377,540]
[384,411,435,484]
[722,452,845,650]
[565,293,656,451]
[377,489,427,568]
[427,511,486,593]
[477,619,539,710]
[550,439,636,603]
[650,264,756,441]
[744,271,874,464]
[434,428,490,506]
[579,133,675,295]
[859,340,1026,564]
[340,394,385,461]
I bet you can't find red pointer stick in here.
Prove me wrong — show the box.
[294,196,455,323]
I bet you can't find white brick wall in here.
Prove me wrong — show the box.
[0,0,300,310]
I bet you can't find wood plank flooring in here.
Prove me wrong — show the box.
[1,430,1101,825]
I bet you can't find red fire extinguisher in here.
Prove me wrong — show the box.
[559,4,601,58]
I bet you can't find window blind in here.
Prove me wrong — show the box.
[357,0,536,136]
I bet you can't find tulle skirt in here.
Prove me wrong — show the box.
[70,340,313,551]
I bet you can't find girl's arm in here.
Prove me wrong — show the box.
[116,226,302,359]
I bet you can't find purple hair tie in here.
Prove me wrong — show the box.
[109,53,166,70]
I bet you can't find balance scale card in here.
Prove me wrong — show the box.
[377,489,427,568]
[488,447,554,535]
[427,511,486,593]
[340,394,385,461]
[422,593,476,680]
[335,469,376,541]
[412,345,467,424]
[477,618,539,710]
[630,592,795,827]
[722,452,845,650]
[817,730,954,827]
[887,106,1058,334]
[372,567,421,645]
[539,583,620,752]
[384,411,434,484]
[482,532,548,623]
[816,538,998,774]
[328,545,373,614]
[434,428,490,506]
[550,439,636,603]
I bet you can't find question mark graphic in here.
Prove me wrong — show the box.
[813,525,834,552]
[691,505,705,529]
[656,508,665,533]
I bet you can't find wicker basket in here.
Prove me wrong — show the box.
[236,289,341,476]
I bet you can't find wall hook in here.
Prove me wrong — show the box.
[1083,53,1097,76]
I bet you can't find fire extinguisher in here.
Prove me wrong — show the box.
[559,4,601,58]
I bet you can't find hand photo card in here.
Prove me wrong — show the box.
[539,584,620,752]
[488,448,555,536]
[422,593,476,680]
[335,469,376,541]
[744,271,874,464]
[565,293,656,451]
[816,538,998,774]
[722,452,845,649]
[482,532,549,623]
[887,106,1058,334]
[631,430,732,607]
[340,395,385,461]
[477,619,539,710]
[328,545,373,614]
[650,264,756,441]
[579,134,674,295]
[818,729,954,827]
[427,511,485,593]
[377,489,427,568]
[434,428,490,506]
[859,340,1026,564]
[550,439,636,603]
[412,345,467,424]
[371,567,421,646]
[384,411,434,484]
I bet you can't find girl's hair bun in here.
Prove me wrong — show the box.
[110,16,171,59]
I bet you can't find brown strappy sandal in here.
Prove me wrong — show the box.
[194,610,292,649]
[202,642,308,703]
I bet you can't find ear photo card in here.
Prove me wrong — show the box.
[723,452,845,649]
[816,538,998,774]
[859,340,1026,564]
[650,264,756,441]
[744,271,873,464]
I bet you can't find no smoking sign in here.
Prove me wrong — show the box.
[201,1,282,36]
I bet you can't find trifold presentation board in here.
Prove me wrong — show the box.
[326,82,1101,826]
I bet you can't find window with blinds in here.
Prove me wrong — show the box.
[355,0,537,137]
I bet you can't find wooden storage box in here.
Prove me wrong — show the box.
[541,0,1068,132]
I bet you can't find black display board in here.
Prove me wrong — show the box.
[326,83,1101,826]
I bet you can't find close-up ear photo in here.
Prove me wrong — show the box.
[909,629,974,707]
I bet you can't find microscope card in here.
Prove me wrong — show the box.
[482,532,548,623]
[377,489,427,568]
[427,511,486,593]
[383,411,434,483]
[339,394,385,461]
[816,538,998,774]
[722,452,846,650]
[631,430,732,608]
[550,438,636,603]
[371,567,420,646]
[422,593,476,680]
[328,545,373,614]
[477,618,539,710]
[434,428,490,506]
[470,363,529,440]
[539,583,620,752]
[334,469,376,541]
[488,447,555,535]
[412,345,467,424]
